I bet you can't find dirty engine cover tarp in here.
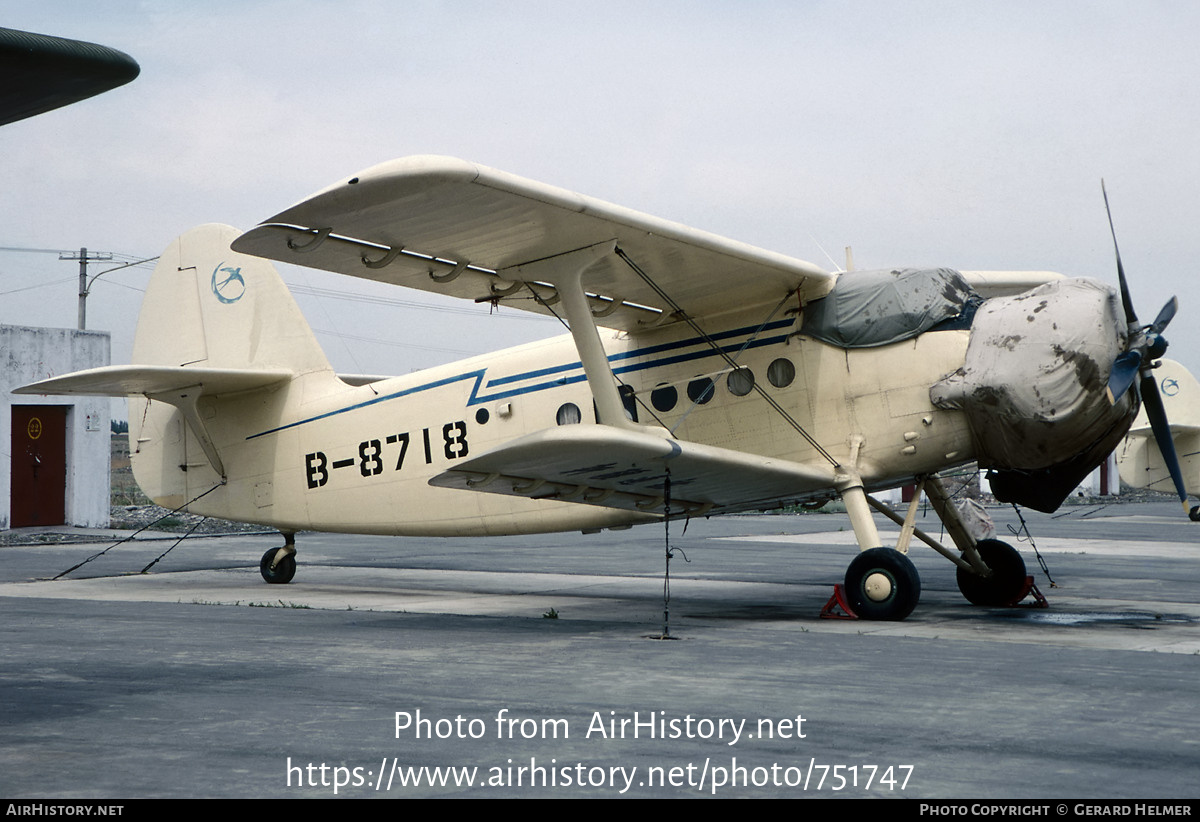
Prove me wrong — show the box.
[929,278,1128,470]
[800,267,974,348]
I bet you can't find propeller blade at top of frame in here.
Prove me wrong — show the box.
[1102,180,1140,329]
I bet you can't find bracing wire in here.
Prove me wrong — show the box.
[53,483,225,579]
[615,246,840,468]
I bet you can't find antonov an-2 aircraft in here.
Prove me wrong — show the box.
[18,157,1192,621]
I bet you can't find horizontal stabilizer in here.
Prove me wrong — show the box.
[14,365,292,398]
[430,425,838,516]
[17,365,293,480]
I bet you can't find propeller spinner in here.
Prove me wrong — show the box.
[1101,182,1192,515]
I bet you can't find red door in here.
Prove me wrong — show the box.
[10,405,67,527]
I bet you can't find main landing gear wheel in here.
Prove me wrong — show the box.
[260,547,296,584]
[956,539,1026,606]
[844,548,921,620]
[1189,506,1200,522]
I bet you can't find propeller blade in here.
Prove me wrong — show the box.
[1099,185,1189,514]
[1151,296,1178,335]
[1102,180,1140,328]
[1140,370,1191,513]
[1106,351,1141,405]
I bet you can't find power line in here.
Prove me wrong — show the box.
[0,276,76,296]
[1,246,155,328]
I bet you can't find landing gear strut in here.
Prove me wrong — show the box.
[838,481,922,620]
[260,533,296,584]
[834,470,1047,618]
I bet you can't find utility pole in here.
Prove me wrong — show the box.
[1,246,155,329]
[59,247,114,329]
[79,255,160,330]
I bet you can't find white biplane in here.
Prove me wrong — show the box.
[18,157,1192,620]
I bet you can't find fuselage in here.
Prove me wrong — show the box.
[134,300,978,536]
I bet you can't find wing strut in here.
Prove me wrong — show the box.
[504,241,636,430]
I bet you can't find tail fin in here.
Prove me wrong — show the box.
[18,224,337,519]
[133,223,331,373]
[126,224,336,510]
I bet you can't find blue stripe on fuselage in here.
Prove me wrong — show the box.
[483,320,793,388]
[246,319,794,440]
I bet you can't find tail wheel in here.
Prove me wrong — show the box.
[956,539,1027,606]
[844,548,921,620]
[260,547,296,584]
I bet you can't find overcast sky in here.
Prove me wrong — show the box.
[4,2,1200,418]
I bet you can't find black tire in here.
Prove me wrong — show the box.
[844,548,921,620]
[260,547,296,584]
[1189,506,1200,523]
[956,539,1026,606]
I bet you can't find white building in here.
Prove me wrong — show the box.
[2,324,110,529]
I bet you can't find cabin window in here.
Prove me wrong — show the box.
[727,367,755,397]
[651,384,678,412]
[687,377,715,405]
[556,402,582,425]
[767,358,795,388]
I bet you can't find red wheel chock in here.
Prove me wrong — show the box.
[820,583,859,619]
[1010,576,1049,608]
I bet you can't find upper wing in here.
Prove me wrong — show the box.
[959,270,1064,299]
[231,155,835,331]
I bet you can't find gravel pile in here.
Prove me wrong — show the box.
[108,505,271,534]
[0,506,271,546]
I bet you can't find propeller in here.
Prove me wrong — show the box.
[1101,182,1191,514]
